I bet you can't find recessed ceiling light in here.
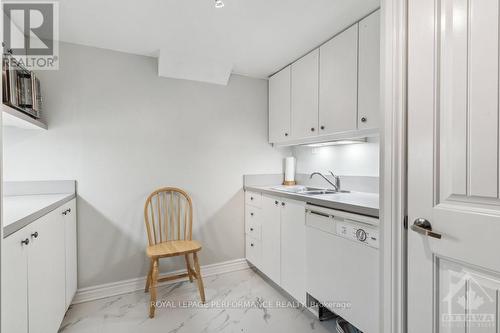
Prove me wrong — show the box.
[215,0,224,8]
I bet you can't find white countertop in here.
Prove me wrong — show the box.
[3,193,75,237]
[245,185,379,218]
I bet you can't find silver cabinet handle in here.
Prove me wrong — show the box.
[411,218,442,239]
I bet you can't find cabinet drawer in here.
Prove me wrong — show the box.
[245,222,262,240]
[245,236,262,268]
[245,205,262,240]
[245,191,262,207]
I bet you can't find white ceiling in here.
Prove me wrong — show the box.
[15,0,380,82]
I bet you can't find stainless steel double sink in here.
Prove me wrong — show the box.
[272,185,350,195]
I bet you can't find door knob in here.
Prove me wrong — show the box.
[411,218,442,239]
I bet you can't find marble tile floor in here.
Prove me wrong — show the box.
[59,268,338,333]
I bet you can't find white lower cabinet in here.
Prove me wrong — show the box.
[245,192,306,304]
[28,211,66,333]
[1,198,77,333]
[260,196,281,284]
[64,199,78,309]
[280,199,306,304]
[2,229,29,333]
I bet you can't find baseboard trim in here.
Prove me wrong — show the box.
[72,258,250,305]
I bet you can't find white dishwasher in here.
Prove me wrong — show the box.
[305,204,379,333]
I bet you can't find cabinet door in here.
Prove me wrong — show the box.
[63,199,77,308]
[319,24,358,133]
[260,196,281,284]
[1,231,29,333]
[269,66,291,143]
[291,50,319,139]
[358,10,380,129]
[280,199,306,304]
[28,210,66,333]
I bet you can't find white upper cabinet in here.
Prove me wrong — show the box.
[358,10,380,129]
[269,66,291,143]
[268,10,380,144]
[291,49,319,140]
[319,24,359,134]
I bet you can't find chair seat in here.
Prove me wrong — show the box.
[146,240,202,258]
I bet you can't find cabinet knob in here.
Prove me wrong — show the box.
[21,238,29,246]
[311,127,315,132]
[31,231,38,239]
[275,200,279,205]
[361,117,367,123]
[284,133,288,137]
[250,243,254,247]
[67,208,71,213]
[281,202,285,206]
[250,228,254,231]
[320,125,325,130]
[250,212,254,216]
[250,197,254,201]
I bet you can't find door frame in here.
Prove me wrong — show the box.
[380,0,407,332]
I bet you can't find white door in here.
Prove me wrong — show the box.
[280,199,306,304]
[28,211,66,333]
[408,0,500,332]
[269,66,291,143]
[1,231,29,333]
[319,24,358,134]
[291,49,319,139]
[63,199,77,308]
[261,195,281,284]
[357,10,380,130]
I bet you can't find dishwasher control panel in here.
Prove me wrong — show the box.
[335,221,379,248]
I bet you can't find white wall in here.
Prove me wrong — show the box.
[292,137,379,176]
[3,43,288,288]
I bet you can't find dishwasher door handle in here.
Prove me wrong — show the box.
[307,210,332,218]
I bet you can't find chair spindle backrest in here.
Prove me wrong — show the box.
[144,187,193,246]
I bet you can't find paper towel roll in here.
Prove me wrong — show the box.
[284,157,296,182]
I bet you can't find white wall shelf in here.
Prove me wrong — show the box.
[2,104,47,130]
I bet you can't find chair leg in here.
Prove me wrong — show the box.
[193,252,205,303]
[185,254,194,282]
[149,258,159,318]
[145,259,153,292]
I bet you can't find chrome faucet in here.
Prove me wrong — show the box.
[309,171,341,192]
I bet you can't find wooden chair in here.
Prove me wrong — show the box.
[144,187,205,318]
